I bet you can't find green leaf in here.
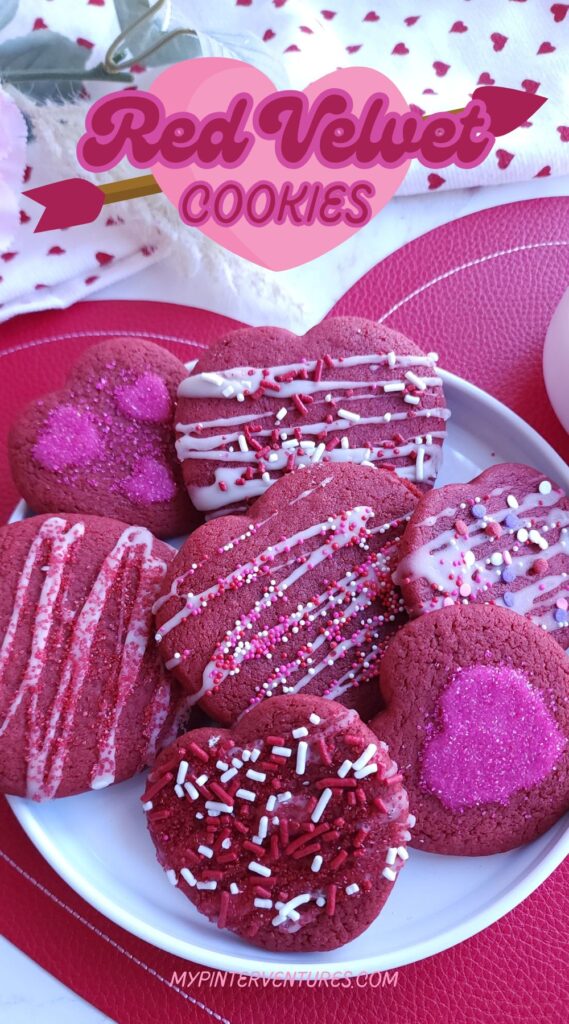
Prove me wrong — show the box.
[0,31,90,103]
[113,0,200,67]
[0,0,19,33]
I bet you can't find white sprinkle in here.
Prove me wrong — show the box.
[276,407,288,422]
[387,351,397,367]
[404,394,421,405]
[415,446,425,483]
[340,436,349,449]
[202,371,224,386]
[385,847,398,866]
[271,894,311,925]
[312,442,326,464]
[176,760,189,786]
[292,726,309,739]
[309,713,321,724]
[254,898,273,909]
[197,880,218,890]
[257,816,269,841]
[174,784,185,798]
[383,381,405,393]
[397,846,409,861]
[311,787,333,823]
[296,741,308,775]
[142,801,153,812]
[266,794,277,812]
[268,452,279,463]
[278,791,292,803]
[405,370,427,390]
[220,767,238,784]
[408,813,417,827]
[384,412,392,422]
[242,750,251,762]
[222,385,235,398]
[249,861,271,877]
[238,434,249,452]
[316,897,326,907]
[506,494,519,509]
[236,788,256,802]
[539,480,552,495]
[464,550,475,567]
[246,769,267,783]
[345,883,360,896]
[517,528,529,543]
[250,748,261,762]
[230,883,239,895]
[231,758,243,769]
[195,774,208,787]
[352,743,377,771]
[206,801,233,814]
[166,869,177,886]
[490,551,503,566]
[324,392,333,402]
[338,408,360,422]
[181,867,197,887]
[337,759,352,778]
[262,472,271,484]
[216,760,228,772]
[282,438,299,449]
[382,867,397,882]
[198,845,213,859]
[271,746,292,757]
[311,854,323,873]
[221,838,232,850]
[184,781,199,800]
[354,763,378,779]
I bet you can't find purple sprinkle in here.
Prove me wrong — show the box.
[505,513,520,530]
[503,592,515,608]
[501,567,516,584]
[471,503,486,519]
[554,608,568,624]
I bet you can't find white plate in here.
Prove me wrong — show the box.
[7,370,569,976]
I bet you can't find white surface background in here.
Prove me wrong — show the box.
[2,172,569,1020]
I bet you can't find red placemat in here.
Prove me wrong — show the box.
[1,197,568,1023]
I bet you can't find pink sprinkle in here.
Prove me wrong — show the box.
[557,598,568,611]
[459,583,472,598]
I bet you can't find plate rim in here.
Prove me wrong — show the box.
[6,368,569,976]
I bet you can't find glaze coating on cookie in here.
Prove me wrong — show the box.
[371,604,569,855]
[0,514,185,799]
[145,695,411,952]
[394,463,569,649]
[154,464,420,724]
[9,339,198,538]
[175,317,448,516]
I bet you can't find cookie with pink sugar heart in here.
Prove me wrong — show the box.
[9,339,198,538]
[371,603,569,855]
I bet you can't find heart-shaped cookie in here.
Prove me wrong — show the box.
[176,316,448,517]
[0,513,190,799]
[144,694,412,951]
[154,463,420,723]
[394,462,569,650]
[371,604,569,855]
[9,339,198,538]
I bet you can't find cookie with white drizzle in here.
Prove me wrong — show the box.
[175,316,448,517]
[394,463,569,650]
[154,463,420,724]
[371,604,569,855]
[145,694,411,952]
[0,514,190,799]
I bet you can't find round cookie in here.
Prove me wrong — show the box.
[144,694,412,952]
[394,462,569,650]
[154,463,420,724]
[9,338,198,538]
[371,604,569,855]
[0,513,186,799]
[175,316,448,516]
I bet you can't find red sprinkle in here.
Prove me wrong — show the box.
[141,772,173,802]
[217,890,230,929]
[293,394,308,416]
[189,742,209,763]
[330,850,348,870]
[326,883,337,915]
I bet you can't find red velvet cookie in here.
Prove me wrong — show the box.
[145,694,412,952]
[9,339,197,538]
[371,604,569,855]
[394,463,569,650]
[175,316,448,516]
[0,513,187,800]
[154,463,420,724]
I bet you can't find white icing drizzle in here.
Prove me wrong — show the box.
[176,352,448,510]
[395,483,569,637]
[0,517,169,799]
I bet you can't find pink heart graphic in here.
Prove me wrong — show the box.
[149,60,410,271]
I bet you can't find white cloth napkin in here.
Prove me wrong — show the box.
[0,0,566,324]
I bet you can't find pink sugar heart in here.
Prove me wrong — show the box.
[149,60,410,271]
[490,32,508,51]
[33,404,102,472]
[114,372,172,423]
[122,456,177,504]
[433,61,450,76]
